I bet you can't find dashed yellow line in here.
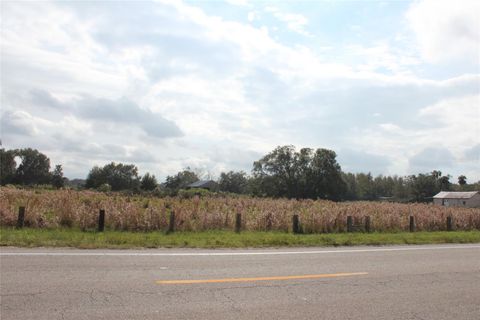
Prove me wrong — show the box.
[156,272,368,285]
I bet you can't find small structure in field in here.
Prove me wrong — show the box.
[186,180,218,191]
[433,191,480,208]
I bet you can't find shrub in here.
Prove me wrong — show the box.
[98,183,112,192]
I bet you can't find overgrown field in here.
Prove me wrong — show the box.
[1,187,479,233]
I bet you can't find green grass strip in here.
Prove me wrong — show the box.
[1,227,479,249]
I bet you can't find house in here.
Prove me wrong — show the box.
[433,191,480,208]
[186,180,218,191]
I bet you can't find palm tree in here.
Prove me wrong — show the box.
[458,175,467,188]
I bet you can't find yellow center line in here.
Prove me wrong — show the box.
[156,272,368,285]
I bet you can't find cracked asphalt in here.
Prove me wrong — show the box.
[1,244,479,319]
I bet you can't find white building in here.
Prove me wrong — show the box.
[433,191,480,208]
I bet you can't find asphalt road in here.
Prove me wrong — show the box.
[1,244,479,320]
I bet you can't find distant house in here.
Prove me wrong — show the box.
[433,191,480,208]
[186,180,218,191]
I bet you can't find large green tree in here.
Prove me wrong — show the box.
[13,148,52,185]
[252,145,346,200]
[0,148,17,185]
[140,173,158,191]
[218,171,248,194]
[310,148,346,200]
[163,168,199,192]
[252,145,301,198]
[85,162,140,191]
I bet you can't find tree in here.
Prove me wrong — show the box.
[14,148,51,185]
[341,172,358,200]
[392,176,409,200]
[252,145,346,200]
[51,165,65,189]
[85,162,140,191]
[252,145,301,198]
[458,175,467,186]
[438,175,451,191]
[218,171,248,194]
[309,148,346,200]
[140,173,158,191]
[163,168,199,192]
[0,148,17,185]
[406,173,438,202]
[373,175,396,198]
[85,166,106,189]
[431,170,442,179]
[341,173,406,201]
[355,173,376,200]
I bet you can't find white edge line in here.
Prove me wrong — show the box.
[1,245,479,256]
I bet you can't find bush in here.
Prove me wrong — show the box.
[98,183,112,192]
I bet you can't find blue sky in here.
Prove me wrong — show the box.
[1,0,479,182]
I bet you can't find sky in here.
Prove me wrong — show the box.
[1,0,479,182]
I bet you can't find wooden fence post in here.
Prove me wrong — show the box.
[168,210,175,233]
[446,216,453,231]
[365,216,371,233]
[409,216,415,232]
[16,207,25,229]
[98,209,105,232]
[292,214,300,234]
[235,213,242,233]
[347,216,353,232]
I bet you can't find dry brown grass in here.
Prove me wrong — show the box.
[1,187,479,232]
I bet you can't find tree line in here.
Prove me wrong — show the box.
[1,148,65,188]
[1,146,478,202]
[341,171,475,202]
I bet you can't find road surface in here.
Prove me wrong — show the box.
[1,244,479,319]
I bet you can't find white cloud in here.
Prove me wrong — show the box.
[406,0,480,63]
[1,110,41,137]
[379,123,403,134]
[418,94,479,150]
[1,0,478,182]
[264,6,311,37]
[353,94,479,179]
[345,43,420,75]
[225,0,249,6]
[1,1,127,99]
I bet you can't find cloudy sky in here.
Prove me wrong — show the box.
[1,0,479,182]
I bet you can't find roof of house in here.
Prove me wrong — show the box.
[187,180,216,188]
[433,191,479,199]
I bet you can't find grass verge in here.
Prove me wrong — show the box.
[1,227,480,249]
